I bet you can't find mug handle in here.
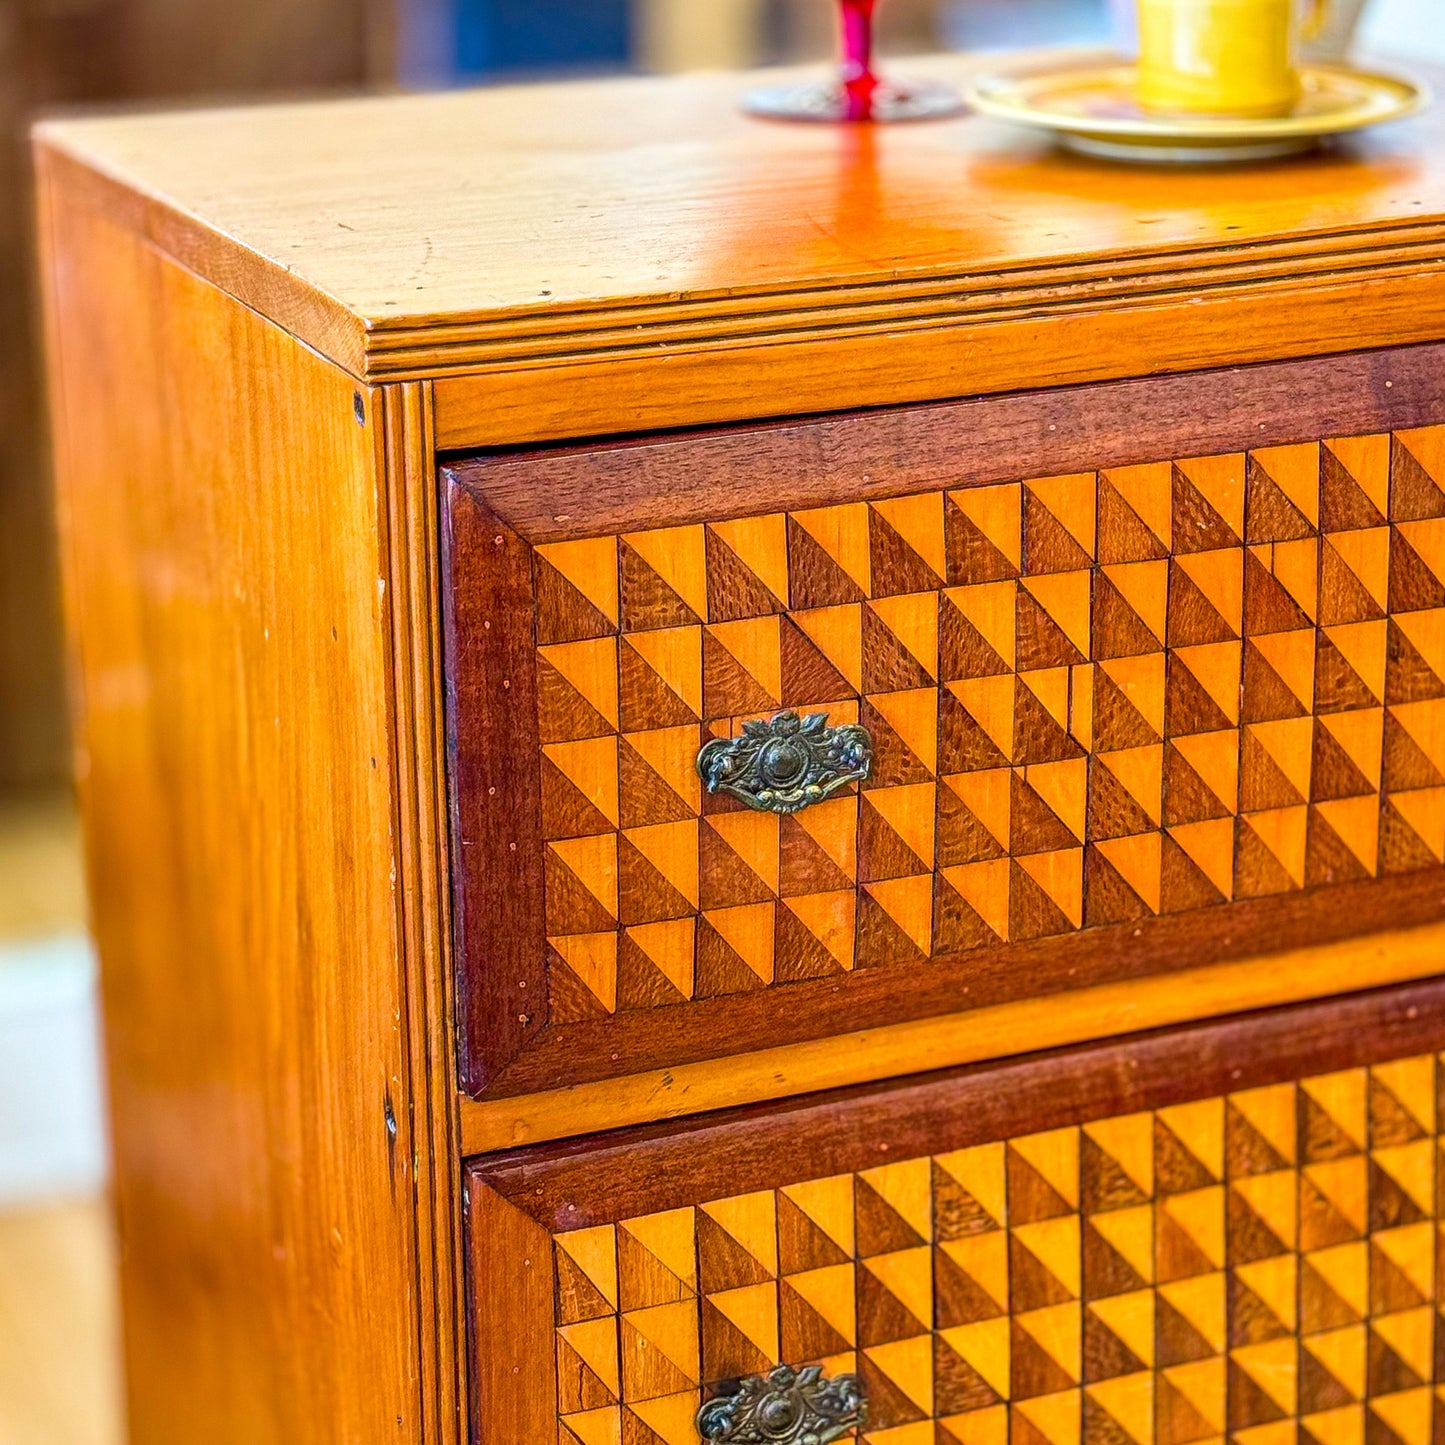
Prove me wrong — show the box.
[1300,0,1330,40]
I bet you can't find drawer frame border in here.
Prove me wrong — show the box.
[445,341,1445,1102]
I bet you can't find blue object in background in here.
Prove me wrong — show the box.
[454,0,633,78]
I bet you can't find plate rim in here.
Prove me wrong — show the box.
[966,59,1429,144]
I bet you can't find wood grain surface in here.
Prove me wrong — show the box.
[1,0,398,791]
[30,53,1445,446]
[37,161,430,1445]
[467,980,1445,1445]
[446,345,1445,544]
[0,1198,121,1445]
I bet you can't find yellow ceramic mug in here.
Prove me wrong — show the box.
[1137,0,1329,117]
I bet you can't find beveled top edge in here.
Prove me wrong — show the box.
[34,51,1445,385]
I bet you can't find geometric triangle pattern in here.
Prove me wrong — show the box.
[529,434,1445,1018]
[550,1054,1445,1445]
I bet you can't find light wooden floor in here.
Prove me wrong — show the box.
[0,1197,122,1445]
[0,790,124,1445]
[0,789,87,941]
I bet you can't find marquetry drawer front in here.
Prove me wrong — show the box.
[466,987,1445,1445]
[443,398,1445,1098]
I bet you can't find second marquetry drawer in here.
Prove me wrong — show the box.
[466,979,1445,1445]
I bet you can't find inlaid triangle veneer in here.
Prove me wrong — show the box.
[780,814,857,896]
[860,877,934,964]
[1253,620,1317,703]
[934,1331,1008,1415]
[1024,473,1096,575]
[1323,436,1390,531]
[1167,643,1241,735]
[787,515,868,610]
[946,484,1022,585]
[621,529,707,632]
[619,728,698,828]
[791,504,871,600]
[535,1033,1445,1445]
[1089,751,1161,840]
[1384,612,1445,704]
[1015,671,1085,765]
[619,834,696,926]
[1241,636,1313,724]
[706,516,790,622]
[696,906,775,995]
[1019,572,1092,667]
[537,538,621,645]
[543,738,621,839]
[1391,428,1445,521]
[547,834,620,931]
[1093,564,1166,660]
[1101,463,1173,560]
[1321,530,1390,625]
[512,433,1445,1027]
[618,921,694,1008]
[621,630,702,730]
[1246,445,1319,542]
[1236,806,1309,897]
[540,637,620,738]
[871,498,946,598]
[942,583,1016,678]
[1092,833,1162,916]
[699,813,778,909]
[775,891,856,979]
[1164,819,1234,905]
[941,682,1015,774]
[940,771,1012,865]
[1243,547,1314,636]
[703,618,782,719]
[1319,620,1387,711]
[937,861,1010,947]
[781,1273,855,1360]
[1173,456,1245,553]
[1168,553,1242,646]
[550,933,619,1019]
[1011,852,1083,938]
[1236,719,1317,814]
[865,689,939,782]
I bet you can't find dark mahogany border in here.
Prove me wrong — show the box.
[444,342,1445,1098]
[442,483,550,1088]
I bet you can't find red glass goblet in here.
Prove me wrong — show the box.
[741,0,964,123]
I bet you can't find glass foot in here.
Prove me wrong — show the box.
[740,78,966,123]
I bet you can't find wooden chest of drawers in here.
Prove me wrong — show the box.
[33,52,1445,1445]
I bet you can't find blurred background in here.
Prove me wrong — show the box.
[0,1,1440,1441]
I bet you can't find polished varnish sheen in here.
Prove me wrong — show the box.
[31,55,1445,1445]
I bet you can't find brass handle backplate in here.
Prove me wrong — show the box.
[696,710,873,816]
[697,1365,867,1445]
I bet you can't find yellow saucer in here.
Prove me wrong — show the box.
[967,61,1427,163]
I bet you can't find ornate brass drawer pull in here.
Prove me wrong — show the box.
[697,1365,867,1445]
[696,710,873,815]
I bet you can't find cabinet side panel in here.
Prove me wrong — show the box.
[36,159,424,1443]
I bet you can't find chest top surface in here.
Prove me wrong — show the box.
[34,52,1445,388]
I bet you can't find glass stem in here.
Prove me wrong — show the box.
[838,0,879,121]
